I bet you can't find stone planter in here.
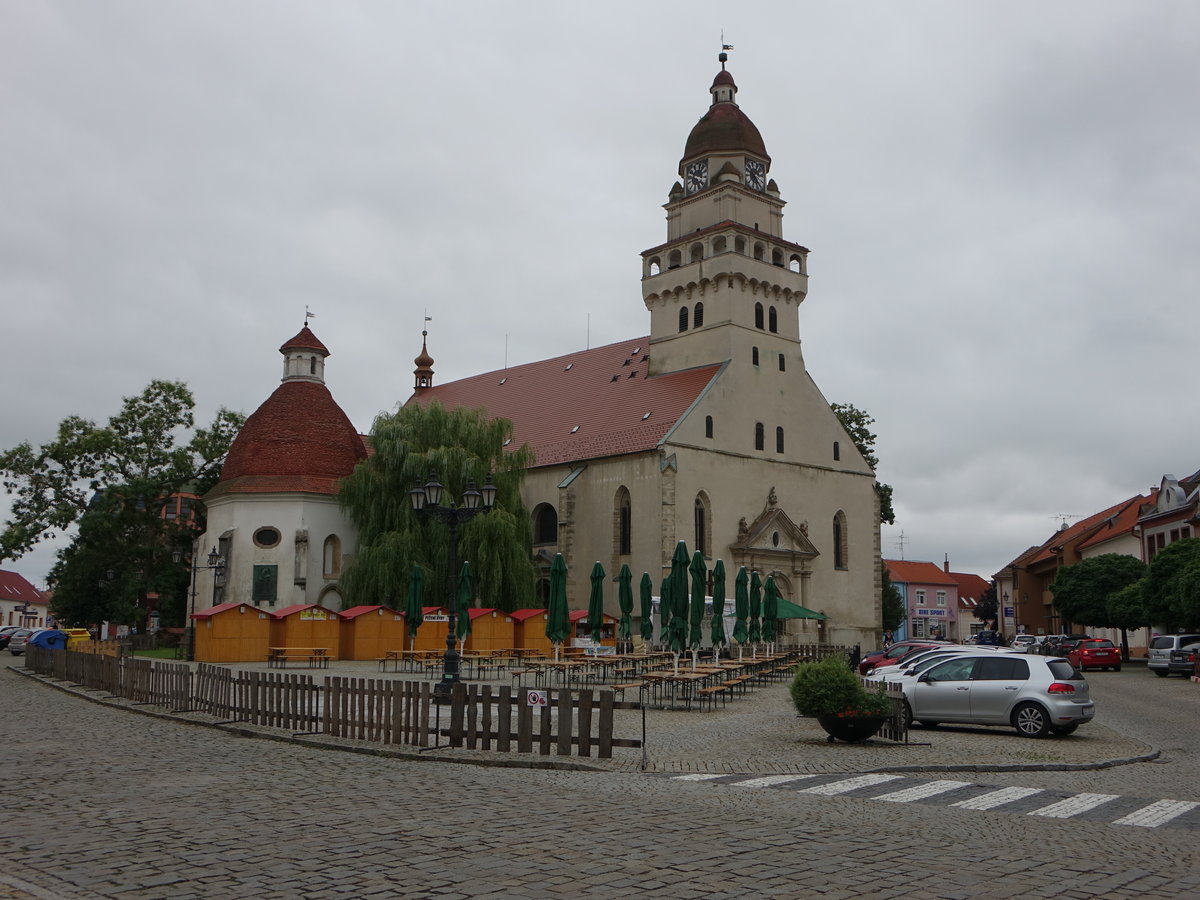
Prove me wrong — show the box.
[816,713,887,743]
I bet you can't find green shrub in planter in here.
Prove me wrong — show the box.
[789,656,891,718]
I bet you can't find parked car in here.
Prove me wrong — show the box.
[1148,634,1200,677]
[1010,634,1038,653]
[1067,638,1121,672]
[0,625,28,650]
[858,640,951,675]
[1167,642,1200,677]
[7,628,44,656]
[898,653,1094,737]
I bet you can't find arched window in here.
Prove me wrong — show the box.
[648,257,661,276]
[693,302,704,328]
[712,236,727,253]
[735,236,747,254]
[694,494,711,556]
[309,356,317,375]
[833,511,848,569]
[690,243,704,263]
[751,346,759,366]
[754,303,764,329]
[789,254,803,273]
[833,441,840,461]
[778,353,785,372]
[776,427,785,454]
[705,415,713,438]
[678,306,689,332]
[533,504,558,545]
[668,249,682,269]
[772,248,784,267]
[753,243,765,261]
[322,535,342,577]
[754,422,764,451]
[615,487,632,556]
[768,306,778,333]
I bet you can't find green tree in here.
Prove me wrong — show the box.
[830,402,895,524]
[974,584,998,624]
[1050,553,1148,659]
[880,562,905,633]
[1142,538,1200,631]
[1106,580,1149,660]
[339,401,537,613]
[0,380,244,627]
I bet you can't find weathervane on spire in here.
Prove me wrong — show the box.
[719,32,733,69]
[305,305,316,326]
[422,312,432,338]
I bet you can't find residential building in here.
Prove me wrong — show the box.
[1,570,49,628]
[884,559,959,641]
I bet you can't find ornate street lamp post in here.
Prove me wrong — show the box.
[409,472,497,703]
[173,546,226,661]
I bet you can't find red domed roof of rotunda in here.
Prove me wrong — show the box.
[210,380,366,498]
[279,325,329,356]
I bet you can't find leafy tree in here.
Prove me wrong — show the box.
[339,401,537,613]
[1050,553,1148,659]
[1106,580,1149,660]
[880,562,905,633]
[831,402,895,525]
[0,380,244,628]
[974,584,998,624]
[1142,538,1200,631]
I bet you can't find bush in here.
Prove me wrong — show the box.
[789,656,891,718]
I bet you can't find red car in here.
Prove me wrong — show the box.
[1067,638,1121,672]
[858,641,950,675]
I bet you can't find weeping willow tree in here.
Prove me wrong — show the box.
[339,401,537,613]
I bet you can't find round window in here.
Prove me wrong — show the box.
[254,527,281,548]
[772,531,780,547]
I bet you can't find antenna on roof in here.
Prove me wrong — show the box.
[894,529,907,560]
[1049,513,1081,530]
[586,313,590,350]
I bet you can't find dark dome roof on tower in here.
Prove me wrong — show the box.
[683,69,770,163]
[712,69,736,88]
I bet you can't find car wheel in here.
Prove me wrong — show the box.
[1012,702,1050,738]
[1114,666,1121,672]
[1050,724,1078,736]
[1153,669,1169,678]
[917,720,940,729]
[902,701,914,729]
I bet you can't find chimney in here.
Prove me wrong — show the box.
[943,554,950,573]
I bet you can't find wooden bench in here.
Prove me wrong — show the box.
[267,648,330,669]
[611,682,647,701]
[697,684,728,710]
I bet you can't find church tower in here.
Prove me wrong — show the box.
[642,55,810,377]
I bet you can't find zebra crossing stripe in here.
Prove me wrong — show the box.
[1113,800,1200,828]
[731,775,817,788]
[951,786,1043,810]
[875,779,974,803]
[1029,792,1119,818]
[673,774,726,781]
[798,774,902,796]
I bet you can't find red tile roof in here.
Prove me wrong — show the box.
[883,559,958,587]
[464,607,498,621]
[1079,491,1154,551]
[340,605,400,620]
[1027,495,1144,566]
[568,609,619,622]
[271,603,345,620]
[408,338,722,468]
[509,608,548,622]
[279,325,329,356]
[947,572,990,603]
[0,570,45,604]
[212,380,367,497]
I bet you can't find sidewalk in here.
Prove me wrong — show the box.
[8,658,1157,776]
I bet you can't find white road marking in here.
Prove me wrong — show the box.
[951,786,1043,810]
[1029,792,1119,818]
[798,774,902,795]
[1113,800,1200,828]
[731,775,817,788]
[673,773,725,781]
[875,779,974,803]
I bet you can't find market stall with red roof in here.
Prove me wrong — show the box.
[510,608,551,655]
[338,605,406,660]
[269,604,342,657]
[191,601,271,662]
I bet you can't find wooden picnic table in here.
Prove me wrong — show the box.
[267,647,331,669]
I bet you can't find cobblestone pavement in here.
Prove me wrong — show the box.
[4,662,1199,898]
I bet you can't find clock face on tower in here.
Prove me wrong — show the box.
[685,160,708,194]
[744,158,766,191]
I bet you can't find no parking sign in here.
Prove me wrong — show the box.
[526,689,548,707]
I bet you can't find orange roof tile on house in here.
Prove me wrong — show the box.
[1027,495,1145,566]
[0,570,46,605]
[407,338,723,468]
[947,572,990,603]
[1079,490,1155,552]
[883,560,958,587]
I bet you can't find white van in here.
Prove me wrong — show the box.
[1147,633,1200,677]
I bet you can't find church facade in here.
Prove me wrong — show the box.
[193,59,883,647]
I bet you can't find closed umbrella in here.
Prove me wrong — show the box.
[710,559,728,659]
[762,574,779,649]
[455,561,474,651]
[659,576,672,644]
[617,564,634,650]
[545,553,570,661]
[688,550,706,665]
[668,541,690,670]
[639,572,654,647]
[587,561,606,647]
[405,565,426,647]
[749,570,763,655]
[733,566,749,659]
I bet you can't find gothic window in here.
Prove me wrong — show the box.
[678,306,688,332]
[616,487,632,556]
[705,416,713,438]
[752,347,759,366]
[778,353,785,372]
[694,493,711,556]
[754,303,764,329]
[693,302,704,328]
[754,422,764,451]
[690,243,704,263]
[772,248,784,267]
[833,511,848,570]
[322,535,342,577]
[533,504,558,545]
[833,441,840,461]
[769,306,778,333]
[776,427,785,453]
[668,249,682,269]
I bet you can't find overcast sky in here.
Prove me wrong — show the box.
[3,2,1199,588]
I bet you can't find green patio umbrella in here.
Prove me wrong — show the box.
[405,565,426,644]
[688,551,706,652]
[733,566,749,648]
[709,559,728,655]
[545,553,570,659]
[617,564,634,648]
[587,561,606,645]
[668,541,690,663]
[762,574,779,645]
[455,560,474,648]
[659,576,672,643]
[749,570,763,645]
[639,572,654,645]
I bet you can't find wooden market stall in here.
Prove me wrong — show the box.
[510,608,552,656]
[409,605,450,652]
[568,610,619,649]
[269,604,342,658]
[191,601,272,663]
[459,608,515,652]
[338,605,406,660]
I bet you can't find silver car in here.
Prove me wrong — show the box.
[900,653,1093,738]
[1148,634,1200,677]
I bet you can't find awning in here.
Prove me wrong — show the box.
[775,599,826,620]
